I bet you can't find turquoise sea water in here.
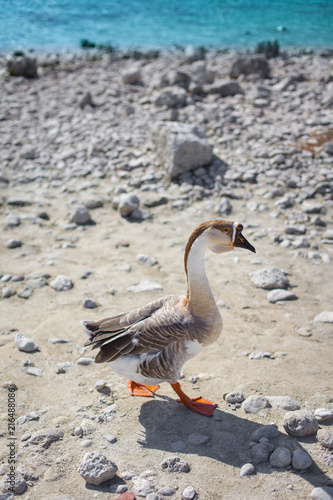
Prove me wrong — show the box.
[0,0,332,53]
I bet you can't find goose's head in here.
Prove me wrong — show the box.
[205,220,256,254]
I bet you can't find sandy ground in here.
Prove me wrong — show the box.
[1,182,333,499]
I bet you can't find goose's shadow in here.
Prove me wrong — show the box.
[138,397,331,490]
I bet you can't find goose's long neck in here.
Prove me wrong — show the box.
[185,231,217,315]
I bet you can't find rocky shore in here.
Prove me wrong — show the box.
[0,47,333,500]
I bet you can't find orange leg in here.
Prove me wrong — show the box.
[171,382,216,417]
[127,380,160,397]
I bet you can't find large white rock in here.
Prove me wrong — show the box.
[151,122,213,179]
[250,267,289,290]
[283,410,318,437]
[50,275,73,291]
[314,311,333,323]
[78,451,118,485]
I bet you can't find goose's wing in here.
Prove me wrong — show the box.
[83,295,196,363]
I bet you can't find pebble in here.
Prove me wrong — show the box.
[82,298,97,309]
[317,429,333,449]
[56,361,74,374]
[77,357,94,366]
[82,439,92,448]
[310,487,333,500]
[215,196,232,215]
[95,380,107,391]
[302,201,323,214]
[103,433,117,444]
[132,477,154,497]
[137,253,158,266]
[242,395,270,413]
[188,433,209,445]
[118,193,140,217]
[292,449,312,470]
[314,408,333,422]
[17,285,34,299]
[1,472,27,495]
[146,494,162,500]
[128,280,163,293]
[250,425,279,442]
[78,451,118,485]
[268,396,300,410]
[225,390,245,403]
[283,410,318,437]
[80,418,96,435]
[15,332,39,352]
[2,287,15,298]
[269,446,292,468]
[157,486,175,496]
[161,456,190,473]
[314,311,333,323]
[28,428,64,448]
[50,275,74,291]
[5,213,20,227]
[267,289,298,303]
[26,366,43,377]
[251,442,275,464]
[70,205,93,225]
[239,463,255,477]
[249,351,274,359]
[250,267,289,290]
[74,426,83,437]
[6,238,22,249]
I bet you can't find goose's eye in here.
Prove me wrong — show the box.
[224,228,229,233]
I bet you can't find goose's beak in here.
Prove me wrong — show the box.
[233,229,256,253]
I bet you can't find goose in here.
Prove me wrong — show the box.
[82,219,255,417]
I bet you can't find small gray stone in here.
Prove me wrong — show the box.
[283,410,318,437]
[17,285,33,299]
[82,298,97,309]
[79,92,94,109]
[74,426,83,437]
[118,193,140,217]
[77,357,94,366]
[122,67,142,84]
[95,380,107,391]
[26,411,39,421]
[154,86,187,108]
[317,429,333,449]
[21,432,31,442]
[250,267,289,290]
[146,494,162,500]
[26,367,43,377]
[0,493,14,500]
[27,277,47,288]
[70,205,92,225]
[249,351,274,359]
[1,472,26,494]
[250,425,279,442]
[6,238,22,249]
[2,287,15,299]
[269,446,291,468]
[225,390,245,403]
[5,213,21,227]
[80,418,96,435]
[302,201,323,214]
[78,451,118,485]
[239,463,255,477]
[285,224,306,235]
[82,439,92,448]
[242,395,270,413]
[292,449,312,470]
[50,275,73,291]
[137,254,158,266]
[56,361,74,374]
[208,79,243,96]
[310,487,333,500]
[324,229,333,240]
[15,332,39,353]
[128,280,163,294]
[29,428,63,448]
[314,408,333,422]
[157,486,175,496]
[103,433,117,444]
[268,396,300,410]
[251,442,275,464]
[161,456,190,473]
[188,433,209,445]
[314,312,333,323]
[215,197,232,215]
[267,289,298,303]
[132,477,154,496]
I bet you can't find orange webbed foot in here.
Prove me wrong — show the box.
[171,382,216,417]
[127,380,160,397]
